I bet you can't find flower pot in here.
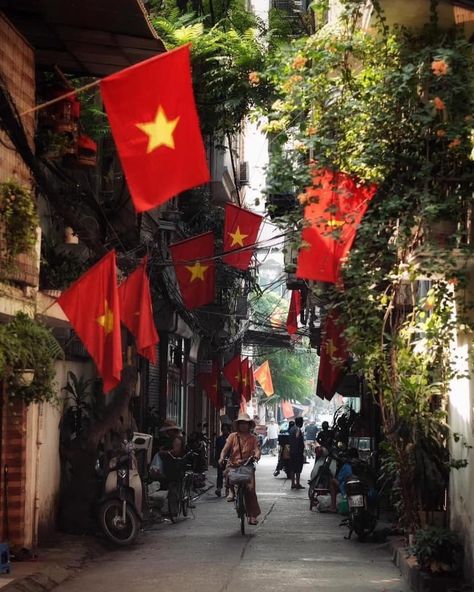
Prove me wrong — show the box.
[14,369,35,387]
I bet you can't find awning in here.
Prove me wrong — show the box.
[1,0,166,76]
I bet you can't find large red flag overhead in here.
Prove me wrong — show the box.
[240,357,252,402]
[281,400,294,419]
[170,231,215,310]
[58,251,122,393]
[198,360,221,410]
[254,361,274,396]
[286,290,301,335]
[223,203,263,270]
[223,355,241,392]
[316,312,348,401]
[296,169,377,284]
[100,45,210,213]
[119,257,159,364]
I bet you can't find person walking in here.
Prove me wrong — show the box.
[305,419,318,458]
[219,412,261,525]
[267,419,279,456]
[289,416,305,490]
[214,422,231,497]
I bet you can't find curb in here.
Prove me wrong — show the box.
[0,539,107,592]
[389,536,466,592]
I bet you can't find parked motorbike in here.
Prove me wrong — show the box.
[344,460,378,541]
[97,440,143,546]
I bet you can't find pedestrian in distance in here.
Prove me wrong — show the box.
[214,422,231,497]
[267,418,279,456]
[219,412,261,525]
[289,416,305,490]
[305,419,318,458]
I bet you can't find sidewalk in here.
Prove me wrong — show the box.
[0,536,105,592]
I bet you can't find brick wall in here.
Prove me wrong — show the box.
[0,387,27,545]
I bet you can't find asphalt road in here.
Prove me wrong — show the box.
[57,456,408,592]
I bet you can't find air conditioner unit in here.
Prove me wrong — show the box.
[239,161,249,186]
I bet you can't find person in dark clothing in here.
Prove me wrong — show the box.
[214,423,231,497]
[316,421,335,450]
[289,417,305,489]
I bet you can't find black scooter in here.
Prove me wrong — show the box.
[97,441,143,545]
[343,460,377,541]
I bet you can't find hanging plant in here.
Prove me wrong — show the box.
[0,180,39,262]
[0,313,64,405]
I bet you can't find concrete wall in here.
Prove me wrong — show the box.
[449,327,474,580]
[24,360,95,546]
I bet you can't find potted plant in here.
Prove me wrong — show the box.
[410,527,463,576]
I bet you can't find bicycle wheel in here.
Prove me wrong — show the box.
[235,485,246,535]
[182,475,193,517]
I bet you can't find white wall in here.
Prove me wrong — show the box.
[25,359,94,545]
[449,327,474,579]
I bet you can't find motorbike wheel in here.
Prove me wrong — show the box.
[99,500,140,546]
[352,511,377,541]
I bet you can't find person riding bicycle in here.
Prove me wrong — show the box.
[219,412,261,526]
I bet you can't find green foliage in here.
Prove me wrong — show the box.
[255,1,474,532]
[0,180,39,262]
[40,238,88,290]
[0,313,64,405]
[410,527,463,574]
[251,291,318,403]
[150,0,269,136]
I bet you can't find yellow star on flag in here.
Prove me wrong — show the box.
[186,261,209,282]
[326,219,345,228]
[242,376,248,386]
[229,226,249,247]
[97,300,114,335]
[325,338,338,357]
[136,106,180,153]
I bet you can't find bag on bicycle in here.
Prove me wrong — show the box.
[228,465,254,484]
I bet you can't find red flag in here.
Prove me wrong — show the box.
[240,357,251,402]
[296,169,377,283]
[100,45,209,213]
[254,361,274,396]
[281,400,294,419]
[222,204,263,270]
[223,355,241,391]
[58,251,122,393]
[286,290,301,335]
[316,312,348,401]
[119,257,159,364]
[170,232,215,310]
[198,360,221,410]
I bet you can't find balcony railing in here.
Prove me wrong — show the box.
[0,227,39,288]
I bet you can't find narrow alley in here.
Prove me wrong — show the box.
[55,458,407,592]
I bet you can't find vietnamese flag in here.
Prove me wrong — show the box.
[170,232,215,310]
[223,204,263,270]
[240,357,252,402]
[296,169,377,283]
[58,251,122,393]
[198,360,221,410]
[119,256,159,364]
[316,312,348,401]
[223,355,241,392]
[100,45,210,213]
[254,361,274,396]
[281,400,294,419]
[286,290,301,335]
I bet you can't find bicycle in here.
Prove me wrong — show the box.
[231,457,256,535]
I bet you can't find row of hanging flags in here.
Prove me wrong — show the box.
[195,357,274,411]
[52,42,377,402]
[51,45,266,395]
[292,167,378,401]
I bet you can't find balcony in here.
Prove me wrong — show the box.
[0,227,39,289]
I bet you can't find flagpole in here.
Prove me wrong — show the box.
[20,80,101,117]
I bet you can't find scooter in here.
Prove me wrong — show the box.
[97,440,143,545]
[344,462,377,541]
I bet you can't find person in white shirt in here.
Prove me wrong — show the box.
[266,419,279,456]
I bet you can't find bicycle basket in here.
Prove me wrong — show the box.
[228,465,253,484]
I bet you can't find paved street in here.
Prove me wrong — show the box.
[57,457,408,592]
